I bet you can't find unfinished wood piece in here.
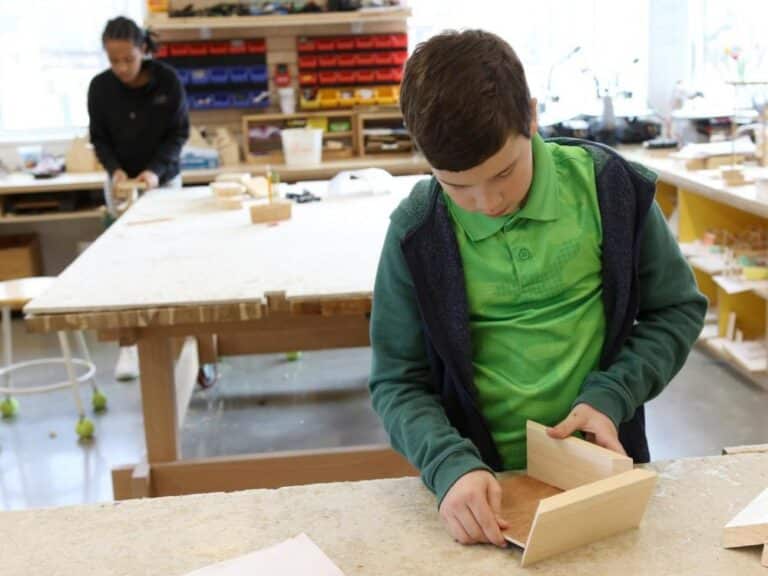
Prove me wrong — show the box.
[723,487,768,548]
[250,200,292,223]
[137,336,179,463]
[245,176,269,198]
[131,461,151,498]
[214,172,251,185]
[721,165,747,186]
[520,469,658,567]
[210,181,246,197]
[723,444,768,455]
[499,474,562,546]
[215,195,247,210]
[174,337,199,428]
[526,420,633,490]
[762,542,768,567]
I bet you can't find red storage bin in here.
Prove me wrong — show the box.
[374,52,394,66]
[392,51,408,65]
[392,34,408,48]
[169,43,192,57]
[208,41,229,55]
[337,70,355,84]
[319,71,339,85]
[299,72,318,86]
[188,43,208,56]
[355,53,376,67]
[229,40,247,54]
[315,38,335,51]
[373,35,394,49]
[393,67,404,82]
[335,37,355,51]
[318,54,338,68]
[154,45,168,58]
[246,39,266,53]
[337,54,356,68]
[297,38,316,52]
[354,35,375,50]
[299,55,318,69]
[355,69,375,83]
[375,68,397,82]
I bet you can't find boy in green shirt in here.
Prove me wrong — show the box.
[369,30,706,548]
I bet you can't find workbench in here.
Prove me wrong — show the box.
[2,452,767,575]
[23,176,427,499]
[622,148,768,389]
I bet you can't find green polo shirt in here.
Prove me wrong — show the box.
[444,134,605,469]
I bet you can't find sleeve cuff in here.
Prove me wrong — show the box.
[432,452,492,507]
[573,378,631,429]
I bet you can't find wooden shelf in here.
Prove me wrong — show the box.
[698,338,768,391]
[323,131,353,139]
[0,208,105,224]
[147,7,411,33]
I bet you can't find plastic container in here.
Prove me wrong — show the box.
[248,90,270,109]
[355,87,377,105]
[318,88,340,108]
[318,71,339,85]
[231,92,251,108]
[281,128,323,165]
[155,45,169,58]
[337,70,355,84]
[299,72,318,86]
[354,36,374,50]
[170,43,192,57]
[392,34,408,48]
[299,55,318,69]
[373,35,394,49]
[212,92,233,109]
[392,51,408,66]
[246,39,266,54]
[355,53,376,67]
[209,67,230,85]
[175,68,190,85]
[315,38,335,51]
[190,93,214,109]
[375,85,399,105]
[337,54,356,68]
[374,52,394,66]
[229,40,247,55]
[188,43,208,56]
[318,54,338,68]
[278,87,296,114]
[208,41,230,55]
[355,69,375,83]
[300,93,321,110]
[189,68,212,85]
[335,37,355,51]
[297,38,316,52]
[339,89,356,107]
[248,65,268,84]
[227,67,248,83]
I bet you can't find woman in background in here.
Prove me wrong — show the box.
[88,15,189,380]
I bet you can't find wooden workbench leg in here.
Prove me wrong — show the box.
[196,335,218,365]
[762,542,767,567]
[137,336,179,463]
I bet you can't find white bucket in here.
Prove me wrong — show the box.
[281,128,323,166]
[278,87,296,114]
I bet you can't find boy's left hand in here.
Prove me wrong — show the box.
[547,403,627,456]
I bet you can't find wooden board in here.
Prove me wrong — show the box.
[521,469,658,567]
[763,543,768,567]
[723,487,768,548]
[24,177,427,321]
[526,420,634,491]
[499,475,562,546]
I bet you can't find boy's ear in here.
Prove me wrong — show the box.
[529,98,539,136]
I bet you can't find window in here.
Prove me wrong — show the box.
[0,0,144,141]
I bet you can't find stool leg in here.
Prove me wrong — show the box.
[0,306,18,418]
[75,331,106,412]
[59,332,94,439]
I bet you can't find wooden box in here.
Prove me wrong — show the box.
[500,421,657,566]
[0,234,42,281]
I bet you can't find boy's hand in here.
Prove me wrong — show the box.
[439,470,509,548]
[547,403,627,455]
[112,169,128,185]
[137,170,159,189]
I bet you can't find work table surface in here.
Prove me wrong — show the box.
[2,453,767,575]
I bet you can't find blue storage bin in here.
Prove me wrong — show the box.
[211,92,233,109]
[209,67,229,85]
[231,91,251,108]
[175,68,190,85]
[248,65,268,84]
[189,68,211,85]
[229,66,249,83]
[190,92,214,110]
[248,90,270,109]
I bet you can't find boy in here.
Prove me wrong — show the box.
[369,30,706,548]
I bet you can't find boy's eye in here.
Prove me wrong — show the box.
[495,168,513,179]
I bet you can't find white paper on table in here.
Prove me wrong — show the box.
[183,533,345,576]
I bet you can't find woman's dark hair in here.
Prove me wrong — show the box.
[102,16,158,54]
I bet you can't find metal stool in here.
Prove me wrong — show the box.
[0,277,106,439]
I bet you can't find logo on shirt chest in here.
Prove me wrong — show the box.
[153,93,169,105]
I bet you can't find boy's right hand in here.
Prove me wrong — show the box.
[438,469,509,548]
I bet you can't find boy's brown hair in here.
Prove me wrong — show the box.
[400,29,532,171]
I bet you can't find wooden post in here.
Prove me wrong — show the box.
[137,336,179,463]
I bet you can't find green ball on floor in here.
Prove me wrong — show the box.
[76,417,95,440]
[0,397,19,419]
[92,390,108,412]
[285,351,302,362]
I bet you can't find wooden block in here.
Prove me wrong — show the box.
[721,166,746,185]
[520,469,658,567]
[215,195,247,210]
[762,542,768,567]
[214,172,251,185]
[727,312,738,341]
[245,176,270,198]
[499,475,562,546]
[250,201,292,223]
[131,461,151,498]
[723,487,768,548]
[526,421,633,491]
[722,444,768,455]
[210,181,246,198]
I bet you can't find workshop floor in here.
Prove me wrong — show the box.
[1,316,767,510]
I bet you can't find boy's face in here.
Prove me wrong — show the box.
[432,102,538,217]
